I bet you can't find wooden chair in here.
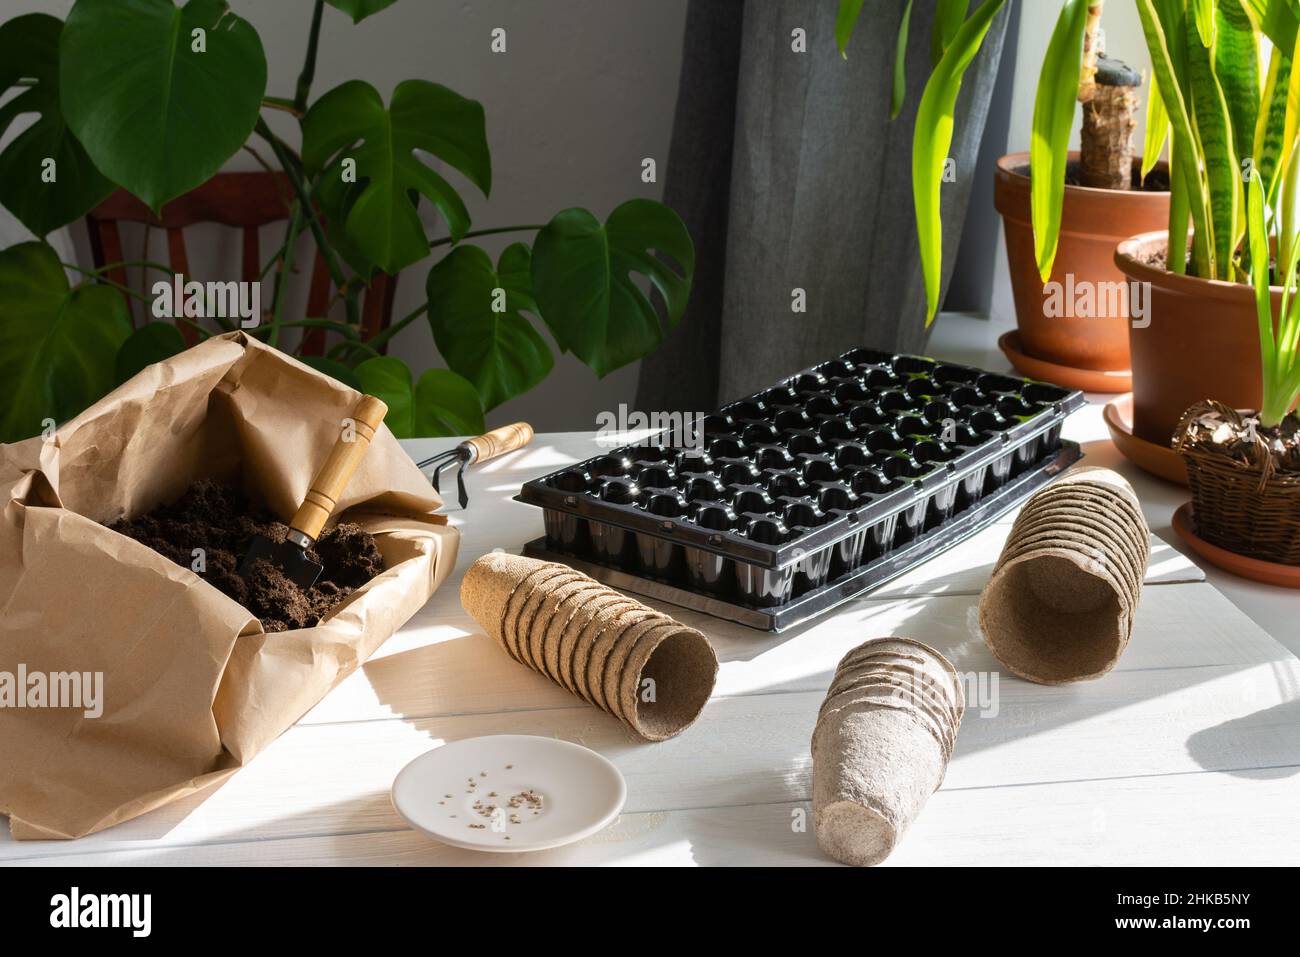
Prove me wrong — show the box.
[85,170,396,353]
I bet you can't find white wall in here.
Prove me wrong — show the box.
[1,0,688,432]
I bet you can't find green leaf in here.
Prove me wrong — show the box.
[836,0,912,116]
[1192,0,1216,47]
[1216,0,1258,260]
[1215,0,1259,175]
[1142,71,1170,181]
[1246,165,1281,424]
[353,356,485,438]
[1279,131,1300,298]
[410,368,487,437]
[1278,25,1300,211]
[891,0,915,119]
[115,321,186,385]
[1185,12,1238,277]
[834,0,865,57]
[0,14,113,237]
[1244,0,1298,53]
[427,243,554,411]
[299,356,363,391]
[59,0,267,214]
[1029,0,1089,282]
[912,0,1005,325]
[302,79,491,277]
[0,242,132,443]
[532,199,695,377]
[1255,45,1293,202]
[354,356,412,434]
[324,0,400,24]
[932,0,969,66]
[1167,138,1192,274]
[1153,0,1190,86]
[1136,0,1215,277]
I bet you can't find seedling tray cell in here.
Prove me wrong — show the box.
[516,348,1085,631]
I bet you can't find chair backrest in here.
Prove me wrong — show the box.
[84,170,395,354]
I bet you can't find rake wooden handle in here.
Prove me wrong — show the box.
[464,422,534,464]
[291,395,388,541]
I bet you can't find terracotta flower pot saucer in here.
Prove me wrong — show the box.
[998,331,1133,394]
[1103,393,1188,486]
[1173,503,1300,589]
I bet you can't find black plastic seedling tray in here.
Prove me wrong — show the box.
[516,347,1085,631]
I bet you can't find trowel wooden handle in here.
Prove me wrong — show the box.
[464,422,533,464]
[291,395,389,541]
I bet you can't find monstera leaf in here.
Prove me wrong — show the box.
[299,356,362,391]
[115,322,186,385]
[0,242,133,443]
[302,79,491,276]
[426,243,553,410]
[531,199,694,377]
[353,356,485,438]
[59,0,267,213]
[0,14,114,237]
[324,0,401,23]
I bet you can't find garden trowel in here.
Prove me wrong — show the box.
[240,394,389,589]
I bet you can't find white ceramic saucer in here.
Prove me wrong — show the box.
[391,735,626,853]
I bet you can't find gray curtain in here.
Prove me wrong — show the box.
[637,0,1012,412]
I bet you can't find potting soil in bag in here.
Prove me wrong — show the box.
[0,332,458,839]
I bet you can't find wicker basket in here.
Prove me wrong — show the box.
[1175,401,1300,566]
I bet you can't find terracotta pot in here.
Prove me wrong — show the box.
[1114,232,1278,446]
[994,152,1169,380]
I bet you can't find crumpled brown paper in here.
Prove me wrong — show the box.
[0,332,458,839]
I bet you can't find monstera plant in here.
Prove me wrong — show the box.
[0,0,694,442]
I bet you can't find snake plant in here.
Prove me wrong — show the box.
[1247,165,1300,427]
[837,0,1300,333]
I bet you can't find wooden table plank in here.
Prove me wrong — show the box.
[5,583,1297,862]
[12,769,1299,867]
[292,578,1282,728]
[6,423,1295,867]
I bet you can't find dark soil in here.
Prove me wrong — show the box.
[1136,245,1284,283]
[110,480,385,633]
[1135,246,1197,276]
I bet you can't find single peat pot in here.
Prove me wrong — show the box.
[1115,232,1278,447]
[994,152,1169,392]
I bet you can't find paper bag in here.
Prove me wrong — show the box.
[0,332,459,839]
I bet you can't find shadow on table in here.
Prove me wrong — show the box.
[683,798,831,868]
[1186,697,1300,779]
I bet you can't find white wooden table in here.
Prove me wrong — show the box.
[5,324,1299,866]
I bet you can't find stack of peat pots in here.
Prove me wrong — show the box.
[811,637,965,867]
[461,553,718,741]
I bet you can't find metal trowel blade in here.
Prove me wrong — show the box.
[239,534,324,589]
